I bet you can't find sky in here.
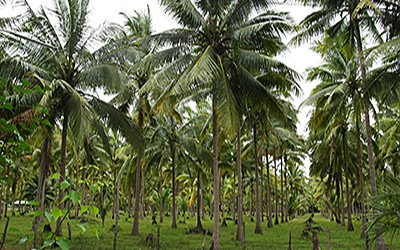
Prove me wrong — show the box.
[1,0,323,170]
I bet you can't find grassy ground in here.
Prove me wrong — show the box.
[1,212,399,249]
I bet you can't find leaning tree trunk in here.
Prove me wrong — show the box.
[56,111,69,237]
[171,145,177,229]
[236,120,243,241]
[273,148,279,225]
[354,16,388,250]
[266,146,273,228]
[342,129,354,231]
[253,123,262,234]
[211,79,220,250]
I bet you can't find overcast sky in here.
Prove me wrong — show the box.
[2,0,323,170]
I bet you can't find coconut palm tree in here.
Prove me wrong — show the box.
[293,1,399,245]
[0,0,144,236]
[139,1,296,247]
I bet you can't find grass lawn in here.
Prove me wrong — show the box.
[1,212,399,249]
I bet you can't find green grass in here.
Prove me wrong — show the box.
[1,212,399,249]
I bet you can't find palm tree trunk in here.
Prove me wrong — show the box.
[220,170,224,219]
[232,172,236,222]
[335,176,341,224]
[260,155,264,222]
[280,150,284,224]
[284,155,288,222]
[196,170,203,230]
[236,120,243,241]
[254,123,262,234]
[171,146,177,229]
[37,137,51,221]
[274,147,279,225]
[56,111,69,237]
[266,147,273,228]
[113,179,120,250]
[342,129,354,231]
[211,79,220,250]
[131,152,141,235]
[355,108,366,237]
[354,16,388,250]
[158,171,163,223]
[140,167,145,219]
[340,173,345,227]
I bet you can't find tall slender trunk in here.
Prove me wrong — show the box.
[220,170,224,218]
[56,111,69,237]
[266,147,273,228]
[340,173,345,227]
[75,159,80,218]
[342,129,354,231]
[158,171,163,223]
[171,145,177,229]
[140,166,145,219]
[354,15,388,250]
[113,180,120,250]
[254,123,262,234]
[4,164,10,218]
[284,154,288,222]
[280,150,284,224]
[236,121,243,241]
[356,115,366,237]
[37,137,51,221]
[232,172,236,221]
[196,170,203,229]
[211,79,220,250]
[128,184,132,218]
[131,99,143,235]
[273,148,279,225]
[260,155,264,222]
[335,176,341,224]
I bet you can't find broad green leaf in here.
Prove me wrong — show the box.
[41,119,53,127]
[34,86,44,94]
[60,180,70,191]
[50,208,62,222]
[91,206,99,217]
[60,194,70,205]
[70,190,82,205]
[56,239,72,250]
[51,173,61,180]
[41,238,55,249]
[34,210,45,217]
[80,205,90,214]
[45,211,53,223]
[76,224,86,234]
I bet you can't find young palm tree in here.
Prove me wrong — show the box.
[139,1,295,248]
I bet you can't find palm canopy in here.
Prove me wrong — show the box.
[0,0,144,150]
[139,0,298,137]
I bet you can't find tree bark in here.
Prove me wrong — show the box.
[266,147,273,228]
[342,129,354,231]
[335,176,341,224]
[171,145,177,229]
[236,121,243,241]
[284,154,288,222]
[232,172,236,222]
[56,111,69,237]
[254,123,262,234]
[280,149,284,224]
[196,170,203,230]
[274,148,279,225]
[211,79,220,250]
[340,173,345,227]
[158,171,163,223]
